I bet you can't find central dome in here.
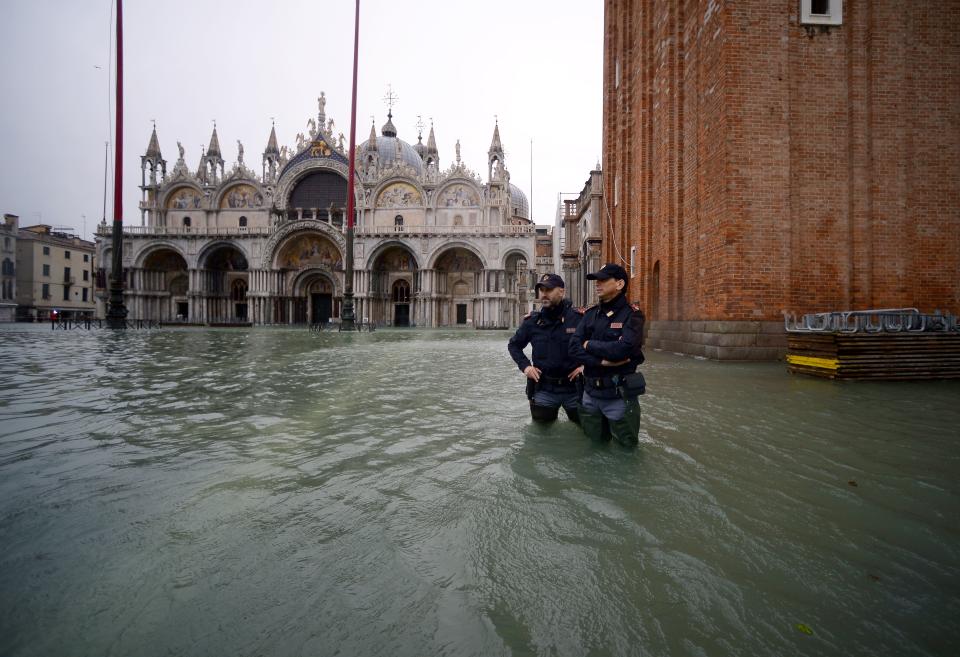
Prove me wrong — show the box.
[360,135,424,173]
[359,112,424,174]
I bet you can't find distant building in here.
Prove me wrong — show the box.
[1,214,17,322]
[97,93,536,328]
[15,225,96,321]
[604,0,960,359]
[557,168,603,308]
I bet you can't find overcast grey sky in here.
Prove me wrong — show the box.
[0,1,602,240]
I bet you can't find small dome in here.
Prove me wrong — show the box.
[509,183,529,220]
[359,135,424,173]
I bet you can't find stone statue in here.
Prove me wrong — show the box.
[307,118,316,139]
[177,141,185,160]
[327,118,335,135]
[296,133,305,150]
[236,140,244,164]
[318,92,326,114]
[455,139,461,164]
[338,132,345,150]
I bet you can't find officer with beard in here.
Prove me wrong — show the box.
[508,273,584,424]
[569,264,646,447]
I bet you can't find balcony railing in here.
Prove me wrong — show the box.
[95,225,271,237]
[94,222,537,239]
[354,224,536,236]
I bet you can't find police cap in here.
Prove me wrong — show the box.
[586,263,629,282]
[534,273,565,292]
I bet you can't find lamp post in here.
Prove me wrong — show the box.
[339,0,361,331]
[105,0,127,329]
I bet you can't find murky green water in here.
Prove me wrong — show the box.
[1,324,958,657]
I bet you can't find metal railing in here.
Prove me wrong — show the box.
[784,308,960,333]
[95,225,270,237]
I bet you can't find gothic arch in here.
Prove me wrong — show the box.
[134,242,189,269]
[363,239,420,271]
[261,220,345,268]
[427,241,488,269]
[274,160,361,211]
[432,179,483,210]
[291,268,341,296]
[214,180,265,209]
[370,177,426,208]
[197,240,251,270]
[160,183,204,210]
[272,230,343,271]
[499,247,532,270]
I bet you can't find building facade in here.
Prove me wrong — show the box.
[1,214,18,321]
[15,225,96,321]
[557,168,603,308]
[97,94,536,328]
[604,0,960,359]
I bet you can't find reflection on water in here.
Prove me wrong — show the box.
[1,324,958,657]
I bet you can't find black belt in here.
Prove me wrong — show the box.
[540,375,574,388]
[585,376,618,390]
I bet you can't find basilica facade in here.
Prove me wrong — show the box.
[95,93,536,328]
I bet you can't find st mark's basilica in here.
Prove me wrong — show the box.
[95,92,535,327]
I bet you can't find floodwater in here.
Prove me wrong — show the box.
[1,324,958,657]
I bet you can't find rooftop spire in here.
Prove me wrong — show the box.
[366,118,378,151]
[488,119,503,156]
[264,121,279,155]
[426,119,438,156]
[145,122,162,158]
[207,122,222,158]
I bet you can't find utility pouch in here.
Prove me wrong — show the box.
[525,377,537,400]
[619,372,646,396]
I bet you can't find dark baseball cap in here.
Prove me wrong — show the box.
[534,273,565,291]
[586,263,629,282]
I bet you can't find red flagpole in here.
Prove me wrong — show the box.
[340,0,360,329]
[106,0,128,328]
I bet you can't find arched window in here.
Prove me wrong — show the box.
[392,279,410,303]
[183,216,191,227]
[239,216,247,227]
[453,215,463,227]
[230,278,248,301]
[394,214,404,227]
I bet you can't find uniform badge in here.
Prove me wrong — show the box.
[541,274,549,282]
[610,322,623,329]
[566,327,576,333]
[606,310,614,317]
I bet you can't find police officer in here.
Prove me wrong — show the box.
[569,264,646,447]
[508,273,584,424]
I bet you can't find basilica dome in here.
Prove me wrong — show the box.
[359,112,423,174]
[509,183,530,221]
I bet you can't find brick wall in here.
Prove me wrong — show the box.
[604,0,960,326]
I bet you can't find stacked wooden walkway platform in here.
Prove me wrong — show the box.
[784,309,960,380]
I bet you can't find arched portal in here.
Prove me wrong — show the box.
[200,244,249,323]
[503,251,530,328]
[433,247,483,327]
[274,232,343,324]
[137,247,188,322]
[369,244,418,326]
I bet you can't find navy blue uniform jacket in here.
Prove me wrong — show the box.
[507,299,583,378]
[569,293,644,379]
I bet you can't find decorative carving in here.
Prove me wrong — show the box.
[376,182,422,208]
[277,233,342,270]
[438,184,480,207]
[310,140,332,158]
[177,141,185,160]
[221,184,262,209]
[167,187,202,210]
